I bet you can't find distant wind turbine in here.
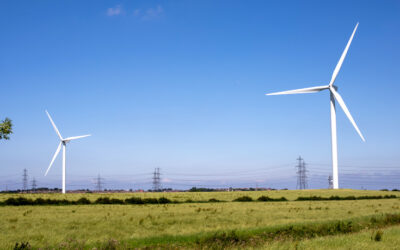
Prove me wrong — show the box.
[44,110,91,194]
[266,23,365,189]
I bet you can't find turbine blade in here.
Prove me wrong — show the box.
[330,87,365,142]
[45,142,62,176]
[46,110,63,140]
[266,85,329,96]
[63,134,91,141]
[329,23,359,86]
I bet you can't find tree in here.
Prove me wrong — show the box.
[0,118,13,140]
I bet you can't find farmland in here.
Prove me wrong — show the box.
[0,188,393,202]
[0,189,399,249]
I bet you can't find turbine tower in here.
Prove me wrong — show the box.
[44,110,91,194]
[266,23,365,189]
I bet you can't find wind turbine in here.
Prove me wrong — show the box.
[45,110,91,194]
[266,23,365,189]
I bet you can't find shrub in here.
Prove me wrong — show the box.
[95,197,112,204]
[374,230,383,241]
[384,195,397,199]
[208,198,220,202]
[335,221,353,233]
[4,198,17,206]
[5,197,33,206]
[257,196,287,202]
[233,196,253,202]
[296,195,397,201]
[76,197,91,205]
[58,199,71,205]
[34,198,46,205]
[125,197,144,204]
[14,242,30,250]
[110,198,124,204]
[358,195,382,200]
[199,230,243,247]
[296,196,324,201]
[342,196,357,200]
[143,198,158,204]
[257,196,273,202]
[383,213,400,224]
[158,197,171,204]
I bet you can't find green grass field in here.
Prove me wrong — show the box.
[1,189,399,249]
[260,225,400,249]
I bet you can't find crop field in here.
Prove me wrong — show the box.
[1,189,399,249]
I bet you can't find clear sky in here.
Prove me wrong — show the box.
[1,0,399,190]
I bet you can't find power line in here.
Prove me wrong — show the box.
[0,161,398,191]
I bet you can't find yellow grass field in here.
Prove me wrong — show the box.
[0,189,399,249]
[0,188,393,202]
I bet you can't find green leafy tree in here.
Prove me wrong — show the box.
[0,118,13,140]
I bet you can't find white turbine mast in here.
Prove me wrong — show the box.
[44,110,91,194]
[266,23,365,189]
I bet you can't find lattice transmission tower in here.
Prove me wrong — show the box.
[31,178,37,192]
[328,175,333,189]
[296,156,308,189]
[22,169,28,191]
[94,174,105,192]
[152,168,161,191]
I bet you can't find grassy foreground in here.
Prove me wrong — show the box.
[263,225,400,249]
[0,190,399,248]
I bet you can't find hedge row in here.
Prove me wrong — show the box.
[233,196,288,202]
[1,194,397,206]
[296,195,397,201]
[233,195,398,203]
[0,197,174,206]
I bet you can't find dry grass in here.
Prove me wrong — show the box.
[0,190,399,248]
[0,189,395,202]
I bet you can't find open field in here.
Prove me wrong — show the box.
[0,189,396,202]
[0,190,399,249]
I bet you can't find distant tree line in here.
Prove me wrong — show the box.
[188,187,280,192]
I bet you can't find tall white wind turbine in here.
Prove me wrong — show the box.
[266,23,365,189]
[45,110,91,194]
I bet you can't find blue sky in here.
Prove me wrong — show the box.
[1,0,399,190]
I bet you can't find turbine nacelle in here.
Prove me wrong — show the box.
[331,85,338,91]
